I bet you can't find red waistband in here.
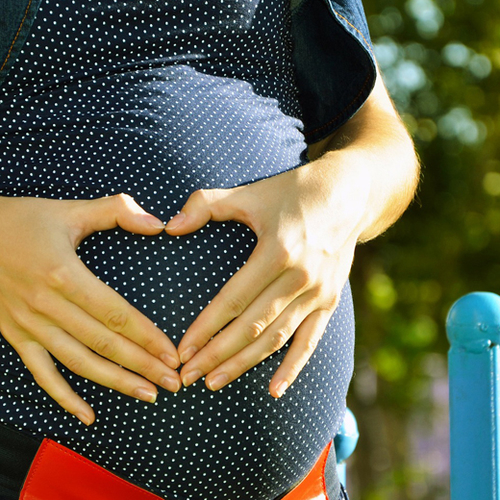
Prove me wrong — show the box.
[20,438,331,500]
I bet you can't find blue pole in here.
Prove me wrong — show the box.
[335,407,359,487]
[447,292,500,500]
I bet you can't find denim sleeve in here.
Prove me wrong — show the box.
[0,0,41,86]
[291,0,376,144]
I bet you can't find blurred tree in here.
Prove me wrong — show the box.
[347,0,500,498]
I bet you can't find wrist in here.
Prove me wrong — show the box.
[299,152,373,244]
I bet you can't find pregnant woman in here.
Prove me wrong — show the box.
[0,0,418,499]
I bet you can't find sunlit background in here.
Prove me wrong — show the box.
[347,0,500,498]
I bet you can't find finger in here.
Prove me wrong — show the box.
[13,337,96,425]
[269,309,333,398]
[165,187,253,235]
[40,324,165,402]
[180,268,309,386]
[70,194,166,242]
[40,298,182,392]
[202,296,314,391]
[52,258,180,369]
[177,242,278,364]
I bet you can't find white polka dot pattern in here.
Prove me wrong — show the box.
[0,1,355,499]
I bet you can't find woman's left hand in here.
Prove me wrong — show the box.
[167,71,419,397]
[167,157,369,397]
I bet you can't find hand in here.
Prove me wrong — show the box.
[169,70,418,398]
[0,194,181,425]
[167,159,369,397]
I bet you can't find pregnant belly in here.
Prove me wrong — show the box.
[0,67,352,500]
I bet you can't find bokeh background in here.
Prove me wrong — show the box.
[347,0,500,498]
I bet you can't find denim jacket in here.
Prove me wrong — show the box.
[0,0,375,143]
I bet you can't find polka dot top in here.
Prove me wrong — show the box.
[0,1,355,499]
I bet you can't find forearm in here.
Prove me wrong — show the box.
[307,70,420,243]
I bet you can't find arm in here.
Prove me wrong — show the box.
[307,69,419,242]
[168,70,419,396]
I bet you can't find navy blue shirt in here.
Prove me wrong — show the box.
[0,0,373,498]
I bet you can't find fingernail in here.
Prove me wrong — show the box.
[182,369,203,387]
[76,413,92,426]
[142,214,165,230]
[161,353,180,369]
[180,346,198,364]
[207,373,228,391]
[161,375,181,393]
[275,381,289,398]
[165,212,186,231]
[134,388,157,403]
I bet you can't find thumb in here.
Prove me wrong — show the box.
[74,194,165,240]
[165,188,249,235]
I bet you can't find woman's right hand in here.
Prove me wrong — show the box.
[0,194,181,425]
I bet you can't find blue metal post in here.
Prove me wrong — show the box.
[335,407,359,487]
[447,292,500,500]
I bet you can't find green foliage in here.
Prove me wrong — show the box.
[347,0,500,497]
